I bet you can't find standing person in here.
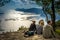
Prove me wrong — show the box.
[36,20,44,35]
[43,20,55,38]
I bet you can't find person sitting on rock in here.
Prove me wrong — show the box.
[36,20,44,35]
[43,20,55,38]
[24,20,36,37]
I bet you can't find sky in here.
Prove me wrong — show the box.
[0,0,45,22]
[0,0,45,32]
[0,0,43,20]
[0,0,60,32]
[0,0,42,12]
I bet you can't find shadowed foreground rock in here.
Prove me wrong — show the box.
[0,31,25,40]
[0,31,60,40]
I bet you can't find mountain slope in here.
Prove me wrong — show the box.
[15,8,45,16]
[15,8,60,20]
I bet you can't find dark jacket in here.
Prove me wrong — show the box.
[29,23,36,31]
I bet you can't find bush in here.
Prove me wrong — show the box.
[17,26,28,31]
[55,29,60,35]
[56,20,60,27]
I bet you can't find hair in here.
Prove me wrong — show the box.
[47,20,51,24]
[39,20,44,26]
[32,21,36,23]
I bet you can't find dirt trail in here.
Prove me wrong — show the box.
[25,35,60,40]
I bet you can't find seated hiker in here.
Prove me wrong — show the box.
[24,20,36,37]
[29,20,36,31]
[43,20,55,38]
[36,20,44,35]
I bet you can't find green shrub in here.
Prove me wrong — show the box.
[55,29,60,35]
[56,20,60,27]
[17,26,28,31]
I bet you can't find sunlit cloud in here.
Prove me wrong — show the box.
[0,9,47,32]
[3,10,40,21]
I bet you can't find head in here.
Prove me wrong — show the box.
[47,20,52,25]
[39,20,44,26]
[32,21,36,24]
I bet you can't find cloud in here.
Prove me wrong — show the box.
[0,0,42,13]
[0,9,46,23]
[1,10,40,21]
[0,9,47,32]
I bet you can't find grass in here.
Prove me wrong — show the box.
[55,29,60,35]
[17,27,28,31]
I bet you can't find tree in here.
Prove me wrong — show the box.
[56,20,60,26]
[42,7,48,21]
[32,0,60,31]
[51,0,56,31]
[55,0,60,14]
[32,0,49,21]
[0,0,11,7]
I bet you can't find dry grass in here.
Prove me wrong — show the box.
[0,29,60,40]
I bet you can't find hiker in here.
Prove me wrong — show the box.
[29,20,36,31]
[24,20,36,37]
[36,20,44,35]
[43,20,55,38]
